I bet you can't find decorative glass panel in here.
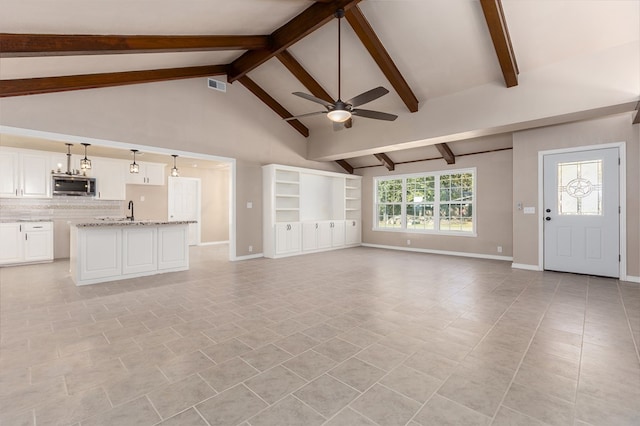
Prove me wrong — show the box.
[557,160,603,215]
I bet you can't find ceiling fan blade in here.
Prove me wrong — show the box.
[352,109,398,121]
[284,111,326,121]
[292,92,335,108]
[346,86,389,108]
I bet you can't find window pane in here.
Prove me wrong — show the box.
[378,179,403,203]
[440,202,473,232]
[557,160,602,215]
[378,204,402,228]
[407,204,434,230]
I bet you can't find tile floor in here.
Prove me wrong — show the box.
[1,245,639,426]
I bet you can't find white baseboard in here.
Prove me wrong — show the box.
[511,263,543,271]
[198,240,229,246]
[622,275,640,283]
[232,253,264,261]
[361,243,513,261]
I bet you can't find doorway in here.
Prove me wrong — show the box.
[542,146,621,277]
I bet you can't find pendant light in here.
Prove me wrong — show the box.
[80,143,92,170]
[129,149,140,174]
[170,155,179,177]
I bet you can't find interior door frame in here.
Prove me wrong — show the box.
[168,176,202,246]
[537,142,627,280]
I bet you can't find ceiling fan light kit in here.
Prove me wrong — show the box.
[286,8,397,128]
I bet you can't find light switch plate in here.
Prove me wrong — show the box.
[523,207,535,214]
[247,201,253,209]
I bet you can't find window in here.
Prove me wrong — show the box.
[374,169,476,235]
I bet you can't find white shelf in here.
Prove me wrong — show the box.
[276,194,300,198]
[276,208,299,211]
[345,186,359,190]
[276,180,300,185]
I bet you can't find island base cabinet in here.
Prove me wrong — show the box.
[78,228,122,281]
[122,228,157,275]
[158,226,189,270]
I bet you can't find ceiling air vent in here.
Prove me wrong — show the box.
[207,78,227,93]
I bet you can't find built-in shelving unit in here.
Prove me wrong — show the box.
[263,164,362,259]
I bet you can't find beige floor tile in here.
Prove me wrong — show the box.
[273,332,320,355]
[82,396,160,426]
[0,408,34,426]
[313,338,361,362]
[134,327,182,350]
[65,358,128,394]
[147,374,216,419]
[350,383,421,426]
[235,327,282,349]
[247,395,325,426]
[30,352,92,383]
[283,350,337,380]
[302,323,343,342]
[294,374,360,418]
[120,345,176,372]
[379,365,442,403]
[198,357,259,392]
[436,370,509,417]
[337,327,384,348]
[403,349,459,380]
[196,384,268,426]
[199,337,253,363]
[159,351,215,383]
[514,365,577,403]
[155,408,208,426]
[502,383,575,426]
[324,407,377,426]
[575,393,640,426]
[413,394,491,426]
[104,366,169,407]
[240,344,292,371]
[244,365,307,404]
[34,387,111,426]
[328,357,385,392]
[201,322,247,342]
[164,333,215,356]
[355,343,407,371]
[492,406,547,426]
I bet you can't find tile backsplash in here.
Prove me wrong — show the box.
[0,197,124,220]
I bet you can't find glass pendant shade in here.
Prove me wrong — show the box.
[170,155,179,177]
[327,109,352,123]
[130,149,139,174]
[80,143,92,170]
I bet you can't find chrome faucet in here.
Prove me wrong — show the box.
[127,200,134,221]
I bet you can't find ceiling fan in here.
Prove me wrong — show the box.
[285,9,397,129]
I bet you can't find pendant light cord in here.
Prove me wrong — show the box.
[337,11,342,101]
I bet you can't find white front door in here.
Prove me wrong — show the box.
[168,177,201,246]
[543,147,619,277]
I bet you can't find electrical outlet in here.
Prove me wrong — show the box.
[407,239,411,245]
[248,245,253,253]
[497,246,503,253]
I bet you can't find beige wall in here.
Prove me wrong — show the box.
[359,146,514,257]
[512,113,640,277]
[125,167,230,243]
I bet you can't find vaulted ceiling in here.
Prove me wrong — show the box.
[1,0,638,169]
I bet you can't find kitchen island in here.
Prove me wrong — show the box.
[70,220,195,286]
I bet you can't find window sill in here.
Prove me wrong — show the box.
[372,227,477,237]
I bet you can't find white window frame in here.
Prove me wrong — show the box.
[373,167,477,237]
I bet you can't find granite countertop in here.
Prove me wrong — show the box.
[0,218,53,223]
[71,219,197,228]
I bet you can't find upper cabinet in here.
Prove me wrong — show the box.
[90,157,127,200]
[0,149,50,198]
[126,162,165,186]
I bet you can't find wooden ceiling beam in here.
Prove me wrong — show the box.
[227,0,363,83]
[335,159,354,174]
[0,65,227,98]
[479,0,519,87]
[374,153,395,171]
[345,6,419,113]
[237,76,309,137]
[633,101,640,125]
[0,34,270,57]
[276,50,333,102]
[435,143,455,165]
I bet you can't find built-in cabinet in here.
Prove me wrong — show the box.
[126,162,165,185]
[0,221,54,265]
[264,164,361,258]
[0,150,50,198]
[91,158,127,200]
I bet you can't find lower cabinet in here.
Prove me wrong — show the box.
[345,220,361,246]
[71,224,189,285]
[0,222,53,265]
[275,222,301,255]
[301,220,346,252]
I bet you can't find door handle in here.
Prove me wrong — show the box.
[545,217,551,221]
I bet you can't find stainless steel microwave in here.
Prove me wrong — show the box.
[52,175,96,196]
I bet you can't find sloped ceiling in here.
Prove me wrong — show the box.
[1,0,638,165]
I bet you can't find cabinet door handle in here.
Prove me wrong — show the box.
[15,189,18,196]
[25,234,28,241]
[33,226,43,229]
[21,189,23,196]
[19,225,22,232]
[315,223,318,229]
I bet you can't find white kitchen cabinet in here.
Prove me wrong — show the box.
[122,227,157,274]
[0,149,50,198]
[264,164,361,258]
[91,157,127,200]
[0,222,53,265]
[345,220,361,246]
[275,222,301,255]
[126,162,165,186]
[158,225,189,270]
[78,227,122,280]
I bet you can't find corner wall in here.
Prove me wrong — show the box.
[512,113,640,277]
[359,145,513,258]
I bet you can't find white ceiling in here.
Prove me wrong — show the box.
[1,0,638,159]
